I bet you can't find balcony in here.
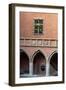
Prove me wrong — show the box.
[20,38,58,48]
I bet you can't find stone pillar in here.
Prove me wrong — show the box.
[29,61,33,76]
[46,59,50,76]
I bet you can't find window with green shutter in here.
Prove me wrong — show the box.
[34,19,43,34]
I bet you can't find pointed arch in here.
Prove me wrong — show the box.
[32,50,46,60]
[20,49,29,77]
[32,50,46,76]
[49,51,58,76]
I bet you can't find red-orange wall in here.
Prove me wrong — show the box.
[20,12,58,39]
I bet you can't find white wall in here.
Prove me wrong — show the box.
[0,0,66,90]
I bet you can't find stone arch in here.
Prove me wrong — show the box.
[32,50,46,76]
[48,51,58,76]
[20,49,29,77]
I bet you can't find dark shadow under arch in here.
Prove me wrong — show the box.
[49,52,58,76]
[20,50,29,76]
[33,50,46,76]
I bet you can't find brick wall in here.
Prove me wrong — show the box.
[20,12,58,39]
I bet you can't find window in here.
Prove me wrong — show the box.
[34,19,43,34]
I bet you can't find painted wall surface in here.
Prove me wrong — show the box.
[20,12,58,64]
[20,12,58,39]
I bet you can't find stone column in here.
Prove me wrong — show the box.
[29,61,33,76]
[46,59,50,76]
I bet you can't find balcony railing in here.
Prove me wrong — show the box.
[20,38,58,48]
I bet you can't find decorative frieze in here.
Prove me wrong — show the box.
[20,38,58,48]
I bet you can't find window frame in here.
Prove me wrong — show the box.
[33,19,44,35]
